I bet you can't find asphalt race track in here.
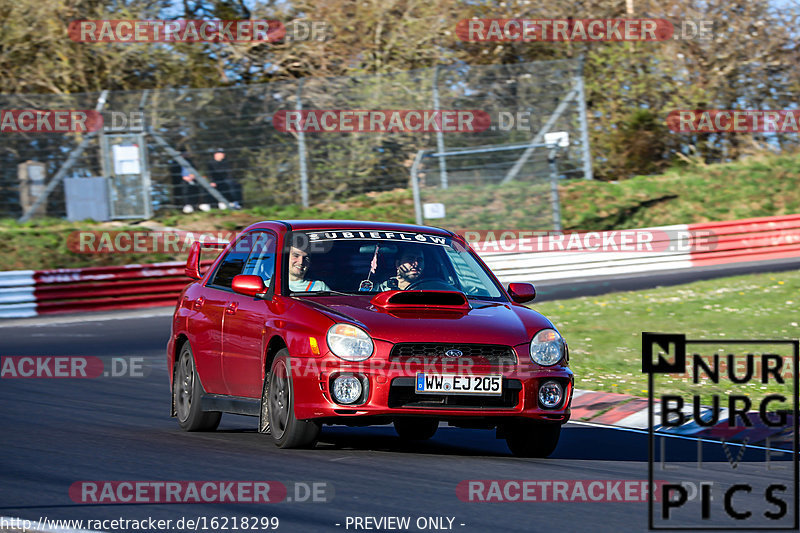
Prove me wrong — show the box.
[0,312,795,533]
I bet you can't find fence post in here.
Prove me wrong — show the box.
[139,90,153,218]
[432,65,448,189]
[296,79,310,208]
[410,149,425,225]
[548,146,563,232]
[576,56,594,180]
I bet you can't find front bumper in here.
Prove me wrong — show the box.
[288,344,573,423]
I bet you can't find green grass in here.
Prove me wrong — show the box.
[533,270,799,406]
[559,152,800,230]
[0,218,181,271]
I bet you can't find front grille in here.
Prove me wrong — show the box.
[388,377,521,409]
[389,343,517,366]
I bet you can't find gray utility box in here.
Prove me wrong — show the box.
[64,177,110,221]
[18,161,48,218]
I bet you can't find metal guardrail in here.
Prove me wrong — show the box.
[1,214,799,318]
[481,214,800,282]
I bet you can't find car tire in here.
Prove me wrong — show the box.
[394,418,439,440]
[173,342,221,432]
[505,421,561,458]
[267,349,320,449]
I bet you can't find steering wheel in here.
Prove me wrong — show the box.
[404,278,458,291]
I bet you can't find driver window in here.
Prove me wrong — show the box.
[211,231,276,289]
[241,232,276,284]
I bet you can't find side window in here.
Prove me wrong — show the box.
[210,231,276,289]
[241,232,276,284]
[444,248,496,297]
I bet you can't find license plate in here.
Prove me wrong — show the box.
[415,373,502,395]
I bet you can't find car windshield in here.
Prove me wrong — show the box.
[284,230,506,301]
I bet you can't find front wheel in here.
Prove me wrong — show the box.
[267,350,320,448]
[173,342,221,431]
[505,421,561,458]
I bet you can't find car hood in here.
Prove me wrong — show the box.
[296,294,553,346]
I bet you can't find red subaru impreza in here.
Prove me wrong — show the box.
[167,220,573,457]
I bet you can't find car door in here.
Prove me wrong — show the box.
[221,231,277,398]
[185,284,227,394]
[197,239,253,394]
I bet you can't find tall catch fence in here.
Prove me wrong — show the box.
[0,58,590,225]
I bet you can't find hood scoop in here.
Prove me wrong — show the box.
[370,290,469,310]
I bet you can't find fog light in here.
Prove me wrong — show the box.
[538,380,563,408]
[332,374,362,405]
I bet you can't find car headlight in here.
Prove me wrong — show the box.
[530,328,565,366]
[326,323,374,361]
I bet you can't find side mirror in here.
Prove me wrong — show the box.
[232,275,266,297]
[507,282,536,303]
[185,241,202,280]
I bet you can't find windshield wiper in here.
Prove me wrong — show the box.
[290,290,353,297]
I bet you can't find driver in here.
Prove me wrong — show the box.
[378,245,425,291]
[288,246,331,292]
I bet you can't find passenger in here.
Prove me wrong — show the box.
[287,246,331,292]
